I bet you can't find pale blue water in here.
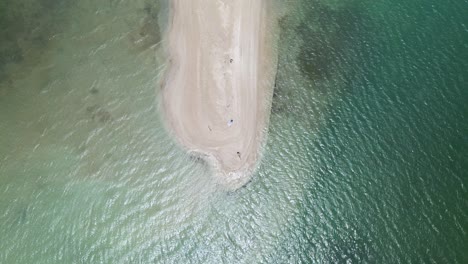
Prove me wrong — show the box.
[1,0,467,263]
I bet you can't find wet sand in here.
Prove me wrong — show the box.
[161,0,278,187]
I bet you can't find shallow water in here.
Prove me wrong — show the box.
[1,0,467,263]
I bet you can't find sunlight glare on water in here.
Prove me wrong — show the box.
[0,0,467,263]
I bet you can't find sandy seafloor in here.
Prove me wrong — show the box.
[0,0,467,263]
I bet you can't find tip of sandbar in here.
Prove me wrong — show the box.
[200,154,254,190]
[216,170,253,190]
[188,151,254,190]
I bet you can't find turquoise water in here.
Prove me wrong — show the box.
[1,0,467,263]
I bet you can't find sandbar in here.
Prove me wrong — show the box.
[161,0,278,187]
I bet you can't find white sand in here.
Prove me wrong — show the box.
[161,0,278,187]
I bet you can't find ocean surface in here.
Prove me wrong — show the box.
[0,0,467,263]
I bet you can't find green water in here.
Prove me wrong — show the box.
[1,0,467,263]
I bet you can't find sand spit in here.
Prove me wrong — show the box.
[161,0,278,188]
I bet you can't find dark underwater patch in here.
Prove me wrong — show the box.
[127,1,162,53]
[86,104,113,124]
[297,1,367,83]
[270,16,294,116]
[271,2,368,116]
[0,0,73,81]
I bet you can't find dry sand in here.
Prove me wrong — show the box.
[161,0,278,187]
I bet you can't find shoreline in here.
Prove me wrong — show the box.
[161,0,278,188]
